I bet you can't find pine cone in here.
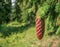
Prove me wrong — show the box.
[35,16,44,40]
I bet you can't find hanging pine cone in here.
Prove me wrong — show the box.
[35,16,44,40]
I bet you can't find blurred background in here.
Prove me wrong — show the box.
[0,0,60,47]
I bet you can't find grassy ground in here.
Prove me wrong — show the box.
[0,22,60,47]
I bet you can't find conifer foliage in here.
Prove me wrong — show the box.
[0,0,60,35]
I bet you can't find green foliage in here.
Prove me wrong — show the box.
[36,0,57,19]
[55,2,60,13]
[0,0,11,24]
[45,13,55,35]
[56,27,60,35]
[36,2,50,18]
[0,0,60,35]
